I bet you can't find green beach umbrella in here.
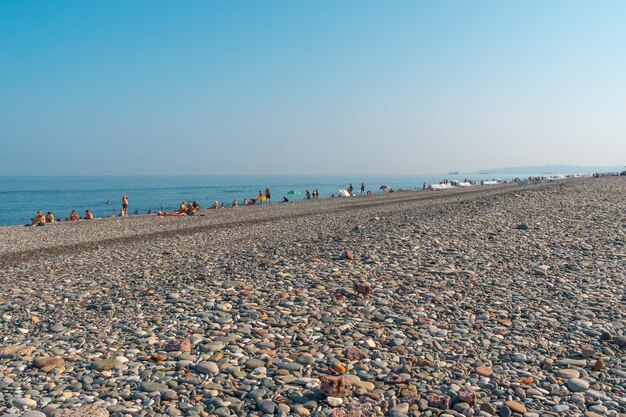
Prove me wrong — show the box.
[287,190,301,195]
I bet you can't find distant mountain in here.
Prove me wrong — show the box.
[477,164,624,175]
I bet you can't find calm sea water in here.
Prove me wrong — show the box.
[0,174,529,226]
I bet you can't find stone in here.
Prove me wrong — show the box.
[141,382,169,392]
[327,396,343,407]
[91,358,122,371]
[457,387,475,405]
[614,335,626,347]
[53,405,110,417]
[427,393,451,410]
[353,281,372,296]
[257,399,277,414]
[165,338,192,353]
[555,369,580,379]
[33,357,65,369]
[475,365,493,376]
[320,375,352,397]
[567,378,590,392]
[195,361,219,375]
[504,401,526,414]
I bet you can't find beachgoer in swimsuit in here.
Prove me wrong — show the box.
[31,211,46,226]
[360,183,365,195]
[69,210,80,221]
[85,210,94,220]
[46,212,55,223]
[265,187,271,204]
[233,199,238,207]
[122,195,129,216]
[306,190,311,200]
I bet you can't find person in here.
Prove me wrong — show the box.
[179,201,187,213]
[69,210,80,221]
[423,182,426,190]
[31,211,46,226]
[360,183,365,195]
[265,187,271,203]
[212,201,219,209]
[122,195,129,216]
[348,183,354,195]
[243,198,248,206]
[282,196,289,202]
[258,190,264,204]
[186,202,196,215]
[85,210,94,220]
[106,200,111,205]
[315,190,319,199]
[306,190,311,200]
[46,212,55,223]
[147,209,153,214]
[232,199,239,207]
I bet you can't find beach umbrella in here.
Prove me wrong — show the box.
[287,190,301,195]
[379,185,389,191]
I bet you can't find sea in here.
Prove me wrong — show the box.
[0,173,537,226]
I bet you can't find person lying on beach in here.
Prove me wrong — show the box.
[31,211,46,226]
[186,202,198,215]
[283,197,289,202]
[211,201,219,209]
[69,210,81,221]
[46,212,55,222]
[232,199,238,207]
[157,211,185,217]
[85,210,94,220]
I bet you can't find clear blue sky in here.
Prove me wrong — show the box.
[1,1,625,175]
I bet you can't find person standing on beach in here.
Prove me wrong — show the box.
[360,183,365,195]
[306,190,311,200]
[122,194,129,216]
[348,183,354,195]
[265,187,271,204]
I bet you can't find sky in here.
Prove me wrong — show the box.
[1,1,625,175]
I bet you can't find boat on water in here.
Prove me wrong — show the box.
[448,171,459,175]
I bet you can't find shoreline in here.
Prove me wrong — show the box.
[0,180,570,266]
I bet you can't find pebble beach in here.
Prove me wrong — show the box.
[0,177,625,417]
